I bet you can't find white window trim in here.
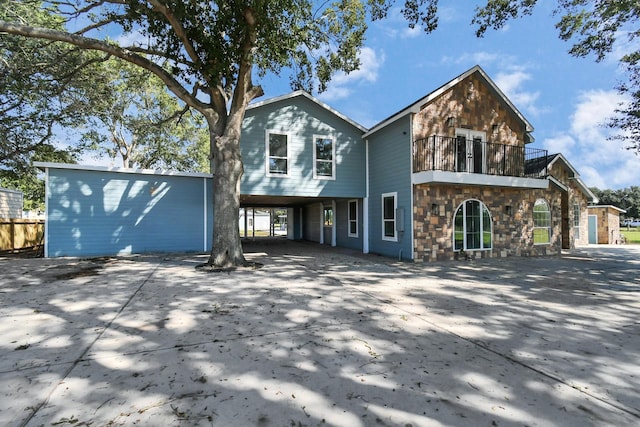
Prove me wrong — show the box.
[265,130,290,177]
[382,192,397,242]
[313,134,336,180]
[453,199,493,252]
[348,199,359,238]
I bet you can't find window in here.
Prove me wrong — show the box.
[323,207,333,226]
[266,131,288,176]
[348,200,358,237]
[314,135,335,179]
[533,199,551,244]
[573,203,580,240]
[453,200,492,251]
[382,192,397,241]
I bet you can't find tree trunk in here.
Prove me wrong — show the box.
[207,125,247,268]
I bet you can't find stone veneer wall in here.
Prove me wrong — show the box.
[413,184,562,262]
[412,72,527,144]
[589,206,623,244]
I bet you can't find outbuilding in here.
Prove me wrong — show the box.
[587,205,626,244]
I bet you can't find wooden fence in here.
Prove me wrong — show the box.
[0,219,44,252]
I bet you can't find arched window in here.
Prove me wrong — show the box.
[533,199,551,244]
[453,200,492,251]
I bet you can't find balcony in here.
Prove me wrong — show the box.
[412,135,549,188]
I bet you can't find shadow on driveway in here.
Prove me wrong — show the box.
[1,242,639,426]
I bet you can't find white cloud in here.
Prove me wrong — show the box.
[542,89,633,189]
[542,134,576,155]
[494,68,542,116]
[319,47,385,101]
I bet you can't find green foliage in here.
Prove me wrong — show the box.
[590,186,640,219]
[75,58,210,171]
[0,2,91,171]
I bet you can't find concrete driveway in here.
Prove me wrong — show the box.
[1,242,639,426]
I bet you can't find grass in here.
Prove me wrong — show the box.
[621,228,640,244]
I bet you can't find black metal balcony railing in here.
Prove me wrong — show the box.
[413,135,548,178]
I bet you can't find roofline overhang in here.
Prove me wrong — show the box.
[588,205,626,213]
[363,65,534,139]
[247,90,368,133]
[34,162,213,178]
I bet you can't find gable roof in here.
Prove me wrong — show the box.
[247,90,368,133]
[525,153,598,203]
[363,65,534,139]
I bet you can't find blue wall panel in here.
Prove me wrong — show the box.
[366,116,414,260]
[241,95,366,198]
[46,167,213,257]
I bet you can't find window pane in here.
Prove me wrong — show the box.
[269,134,287,157]
[454,208,464,250]
[534,228,550,244]
[316,161,333,176]
[349,201,357,219]
[384,220,395,237]
[315,138,333,160]
[350,221,357,234]
[269,158,287,174]
[482,205,492,248]
[383,196,395,219]
[465,201,481,249]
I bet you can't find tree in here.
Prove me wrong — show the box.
[0,0,439,267]
[472,0,640,154]
[76,58,210,170]
[0,4,97,173]
[591,186,640,219]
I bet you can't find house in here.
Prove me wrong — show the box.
[364,66,596,261]
[587,205,626,244]
[36,65,598,260]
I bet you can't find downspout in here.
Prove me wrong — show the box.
[43,167,49,258]
[203,177,208,251]
[363,139,370,253]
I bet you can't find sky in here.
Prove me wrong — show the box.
[77,1,638,190]
[255,1,638,190]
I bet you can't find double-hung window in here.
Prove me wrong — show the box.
[382,192,397,242]
[533,199,551,244]
[266,131,289,176]
[348,200,358,237]
[314,135,335,179]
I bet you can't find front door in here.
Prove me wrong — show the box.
[456,129,486,173]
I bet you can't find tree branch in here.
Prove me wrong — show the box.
[0,21,212,115]
[147,0,203,71]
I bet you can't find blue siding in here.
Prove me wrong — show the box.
[335,199,363,250]
[367,116,414,260]
[46,168,213,257]
[241,96,365,198]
